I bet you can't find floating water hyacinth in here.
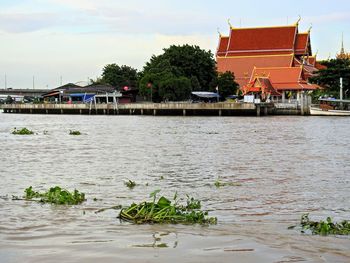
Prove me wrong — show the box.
[24,186,85,205]
[289,214,350,236]
[118,190,217,225]
[69,130,81,135]
[12,127,34,135]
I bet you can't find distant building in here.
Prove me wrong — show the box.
[216,19,320,101]
[42,83,138,104]
[336,34,350,60]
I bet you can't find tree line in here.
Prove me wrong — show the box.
[310,58,350,99]
[93,44,239,101]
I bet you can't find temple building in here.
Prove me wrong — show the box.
[336,34,350,60]
[216,19,320,101]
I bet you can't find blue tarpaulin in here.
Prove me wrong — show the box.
[69,93,95,102]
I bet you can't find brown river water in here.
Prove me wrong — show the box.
[0,113,349,262]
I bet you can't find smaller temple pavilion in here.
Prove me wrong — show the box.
[216,19,321,102]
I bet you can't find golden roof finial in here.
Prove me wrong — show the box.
[228,18,233,29]
[308,23,313,33]
[217,27,221,37]
[295,15,301,26]
[340,32,345,55]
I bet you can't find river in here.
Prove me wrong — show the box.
[0,113,349,262]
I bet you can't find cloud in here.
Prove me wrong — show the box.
[0,12,59,33]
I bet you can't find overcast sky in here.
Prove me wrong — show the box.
[1,0,349,89]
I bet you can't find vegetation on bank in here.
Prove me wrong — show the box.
[289,214,350,236]
[12,127,34,135]
[118,190,217,225]
[92,44,239,102]
[24,186,86,205]
[310,58,350,101]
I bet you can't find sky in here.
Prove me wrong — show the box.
[0,0,350,89]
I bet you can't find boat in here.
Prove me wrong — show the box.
[310,98,350,116]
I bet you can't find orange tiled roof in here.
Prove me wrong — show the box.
[226,26,297,56]
[294,33,309,55]
[217,54,294,87]
[252,67,303,83]
[251,67,319,90]
[308,56,316,66]
[217,36,229,56]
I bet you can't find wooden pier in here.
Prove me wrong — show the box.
[0,102,276,116]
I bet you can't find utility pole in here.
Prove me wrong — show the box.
[33,76,35,89]
[340,77,343,109]
[5,74,7,89]
[340,77,343,100]
[60,76,63,86]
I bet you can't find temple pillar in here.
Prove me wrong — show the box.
[282,91,286,103]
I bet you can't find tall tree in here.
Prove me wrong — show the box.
[101,64,138,90]
[139,45,217,101]
[310,58,350,98]
[213,71,239,98]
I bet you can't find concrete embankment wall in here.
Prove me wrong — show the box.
[0,102,259,116]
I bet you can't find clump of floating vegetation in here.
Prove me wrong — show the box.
[118,190,217,225]
[289,214,350,236]
[69,130,81,135]
[12,127,34,135]
[24,186,85,205]
[124,180,136,189]
[214,179,242,187]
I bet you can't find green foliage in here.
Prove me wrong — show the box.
[5,95,14,104]
[12,127,34,135]
[159,76,192,101]
[296,214,350,235]
[125,180,136,189]
[214,179,242,187]
[139,45,217,101]
[24,186,85,205]
[101,64,139,90]
[69,130,81,135]
[214,71,239,99]
[118,191,217,225]
[310,58,350,99]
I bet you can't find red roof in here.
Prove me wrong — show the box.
[217,54,294,87]
[217,36,229,56]
[307,56,316,66]
[226,26,297,56]
[294,33,309,55]
[252,67,303,83]
[251,67,319,90]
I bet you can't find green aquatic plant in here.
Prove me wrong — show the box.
[214,179,242,188]
[125,180,136,189]
[24,186,85,205]
[12,127,34,135]
[69,130,81,135]
[291,214,350,236]
[118,190,217,225]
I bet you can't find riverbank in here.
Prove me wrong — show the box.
[0,101,309,116]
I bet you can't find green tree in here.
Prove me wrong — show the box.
[213,71,239,99]
[310,58,350,99]
[101,64,138,90]
[159,76,192,101]
[139,45,217,101]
